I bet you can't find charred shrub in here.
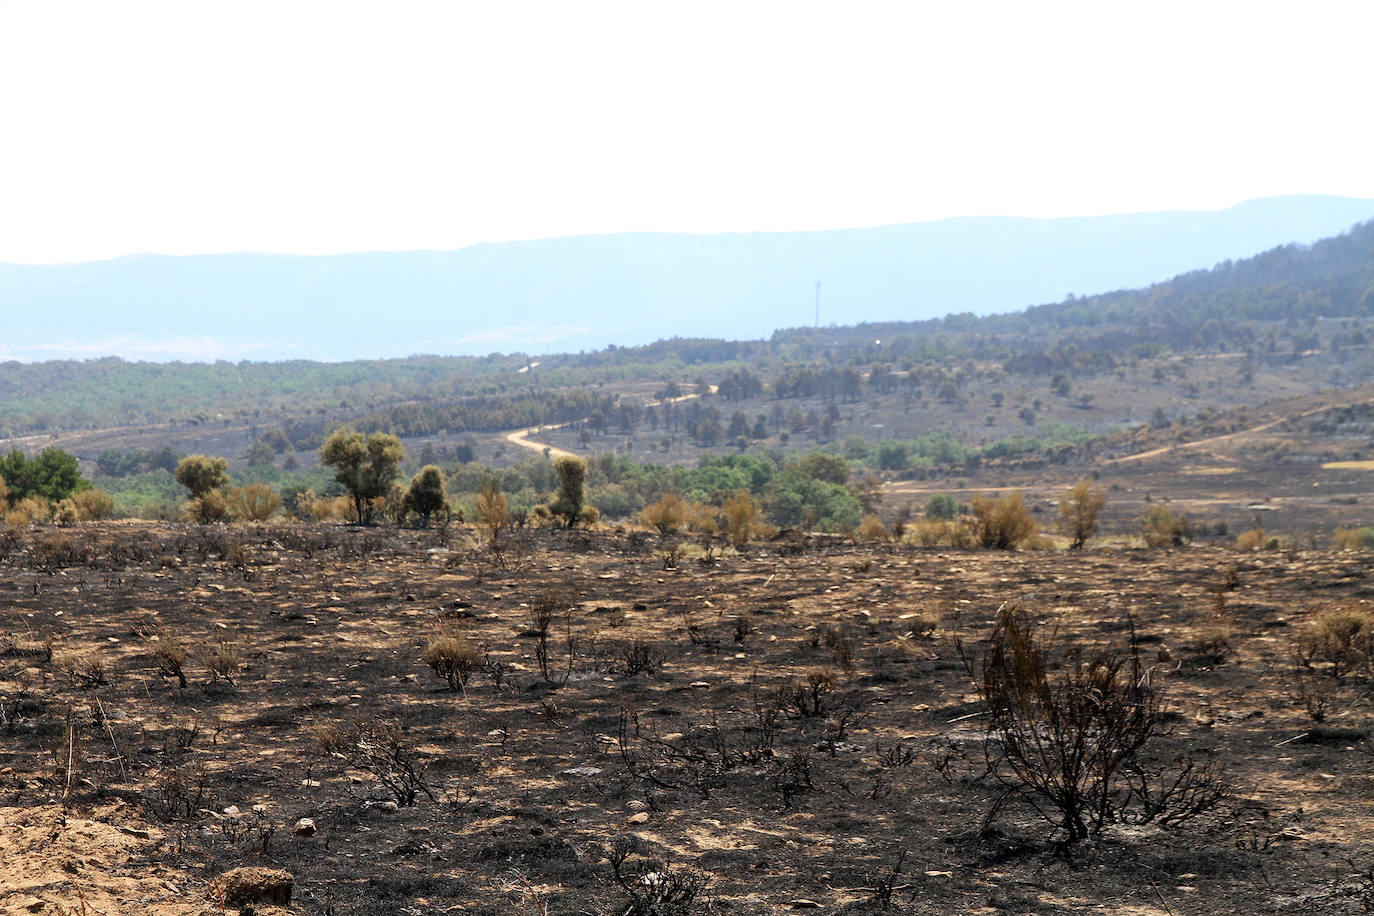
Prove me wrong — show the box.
[314,719,434,807]
[607,836,710,916]
[962,603,1225,842]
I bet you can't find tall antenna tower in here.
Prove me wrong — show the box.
[814,280,821,328]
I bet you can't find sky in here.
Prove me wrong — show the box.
[1,1,1372,264]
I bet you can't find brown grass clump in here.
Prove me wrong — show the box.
[422,625,483,691]
[971,492,1036,550]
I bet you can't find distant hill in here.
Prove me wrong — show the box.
[3,194,1373,362]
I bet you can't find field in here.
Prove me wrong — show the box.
[4,522,1374,914]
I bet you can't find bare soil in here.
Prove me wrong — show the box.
[3,522,1374,914]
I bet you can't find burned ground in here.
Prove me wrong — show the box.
[2,523,1374,914]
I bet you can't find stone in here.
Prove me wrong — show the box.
[627,812,650,824]
[207,867,293,907]
[294,818,316,836]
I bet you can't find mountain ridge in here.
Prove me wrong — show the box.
[3,194,1373,362]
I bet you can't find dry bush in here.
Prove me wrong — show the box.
[140,622,189,688]
[184,489,230,524]
[31,530,95,572]
[229,484,281,522]
[641,494,688,534]
[970,492,1036,550]
[1333,527,1374,551]
[683,502,716,536]
[55,651,107,689]
[475,478,510,541]
[5,495,50,528]
[200,641,240,685]
[721,490,758,548]
[1142,505,1191,548]
[54,489,116,525]
[1235,524,1272,552]
[422,625,483,691]
[1295,605,1374,677]
[906,518,975,547]
[1058,479,1105,549]
[857,514,889,542]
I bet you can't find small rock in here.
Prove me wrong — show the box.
[627,800,648,812]
[561,766,603,777]
[18,897,45,912]
[294,818,316,836]
[627,812,650,825]
[222,805,241,818]
[118,826,151,839]
[791,900,822,909]
[207,867,293,907]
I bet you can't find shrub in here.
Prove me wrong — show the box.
[422,626,483,691]
[315,719,434,807]
[971,492,1036,549]
[1058,479,1105,549]
[963,603,1225,841]
[229,484,281,522]
[641,494,688,533]
[722,490,757,548]
[200,641,239,685]
[1296,606,1374,677]
[70,489,115,521]
[857,514,889,542]
[906,518,975,547]
[1332,527,1374,550]
[184,489,231,524]
[1142,505,1191,548]
[474,477,509,542]
[5,495,50,528]
[174,455,229,498]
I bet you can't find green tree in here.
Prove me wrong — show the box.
[545,455,590,527]
[319,429,405,525]
[0,448,89,504]
[924,492,959,520]
[404,465,450,527]
[174,455,229,498]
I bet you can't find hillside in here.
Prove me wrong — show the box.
[3,195,1372,362]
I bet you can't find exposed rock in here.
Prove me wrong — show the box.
[207,866,293,907]
[293,818,316,836]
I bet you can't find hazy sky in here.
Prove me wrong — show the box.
[2,1,1371,264]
